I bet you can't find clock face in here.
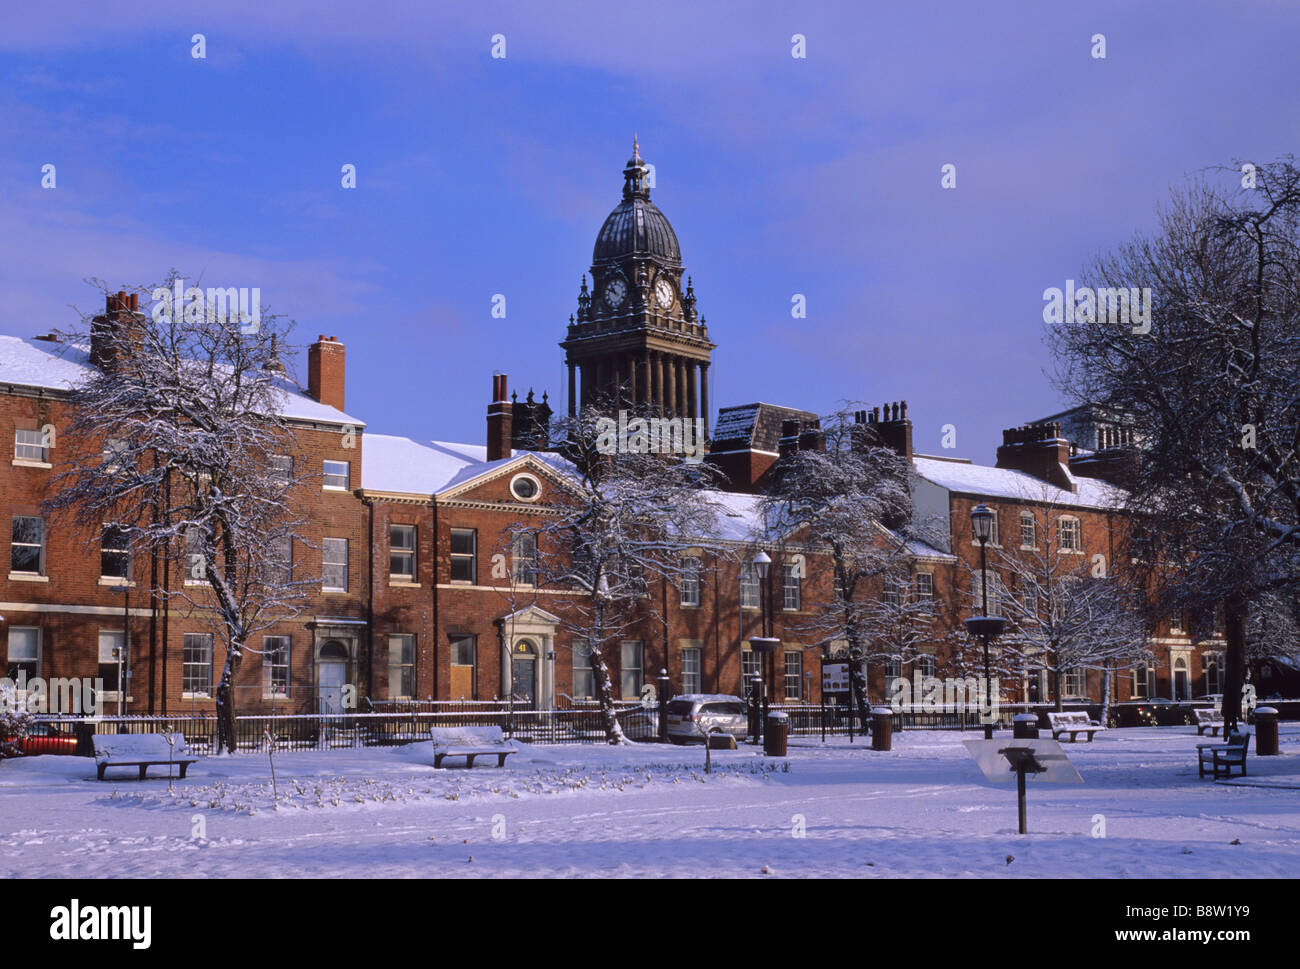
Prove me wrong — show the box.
[655,278,674,309]
[604,278,627,308]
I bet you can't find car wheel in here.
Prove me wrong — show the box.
[1107,714,1119,728]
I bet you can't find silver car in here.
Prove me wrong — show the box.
[664,694,749,744]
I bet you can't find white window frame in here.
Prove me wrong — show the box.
[263,635,290,699]
[322,537,349,592]
[914,571,935,614]
[784,649,803,700]
[782,561,801,611]
[270,454,293,483]
[972,570,1002,615]
[6,626,41,679]
[1058,516,1082,553]
[620,640,643,700]
[14,428,49,464]
[100,524,131,581]
[741,647,760,692]
[10,516,45,576]
[680,557,701,607]
[98,629,127,700]
[739,564,760,610]
[1019,511,1036,549]
[572,638,594,700]
[681,644,702,694]
[1064,666,1087,697]
[1203,651,1224,696]
[182,632,213,698]
[450,528,476,584]
[389,524,417,583]
[322,460,350,490]
[1132,663,1155,700]
[388,633,416,700]
[512,532,537,587]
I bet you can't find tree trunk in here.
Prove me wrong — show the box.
[846,641,872,732]
[1053,666,1063,712]
[1100,666,1113,726]
[215,642,243,754]
[1222,594,1248,732]
[587,604,628,745]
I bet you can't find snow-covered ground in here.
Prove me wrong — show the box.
[3,725,1298,878]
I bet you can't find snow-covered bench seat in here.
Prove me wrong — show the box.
[1193,707,1225,736]
[1198,729,1249,779]
[1047,711,1104,742]
[93,733,196,781]
[429,726,519,768]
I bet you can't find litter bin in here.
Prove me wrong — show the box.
[764,711,788,757]
[1013,713,1040,739]
[870,706,893,751]
[1255,706,1279,756]
[72,721,97,757]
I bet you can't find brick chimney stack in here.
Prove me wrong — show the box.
[487,372,513,462]
[308,335,346,411]
[865,400,913,462]
[90,291,141,371]
[996,421,1076,492]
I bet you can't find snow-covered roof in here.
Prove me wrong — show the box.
[359,434,577,495]
[0,335,363,427]
[911,455,1125,510]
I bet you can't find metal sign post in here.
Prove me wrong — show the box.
[964,739,1083,834]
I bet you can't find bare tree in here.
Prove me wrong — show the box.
[504,404,729,744]
[45,276,315,752]
[1049,158,1300,728]
[985,515,1151,714]
[759,408,923,726]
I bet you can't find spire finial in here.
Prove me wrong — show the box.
[633,132,640,160]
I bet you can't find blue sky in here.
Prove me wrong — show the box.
[3,0,1297,461]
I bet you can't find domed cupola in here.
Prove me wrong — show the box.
[592,137,682,268]
[561,138,716,432]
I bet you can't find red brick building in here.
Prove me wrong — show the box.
[0,146,1224,718]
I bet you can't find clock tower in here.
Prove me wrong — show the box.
[561,138,716,432]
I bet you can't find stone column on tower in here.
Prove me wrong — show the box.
[686,361,698,421]
[699,362,710,437]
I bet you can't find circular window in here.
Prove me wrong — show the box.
[510,473,541,502]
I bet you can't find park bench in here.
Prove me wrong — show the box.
[93,733,196,781]
[429,726,519,768]
[1193,707,1225,736]
[1197,728,1249,779]
[1047,711,1105,742]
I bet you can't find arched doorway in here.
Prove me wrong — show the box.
[1173,657,1190,701]
[318,640,348,714]
[512,640,537,709]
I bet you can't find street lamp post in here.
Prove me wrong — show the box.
[747,551,780,745]
[965,503,1004,740]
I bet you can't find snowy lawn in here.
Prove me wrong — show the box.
[2,724,1298,878]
